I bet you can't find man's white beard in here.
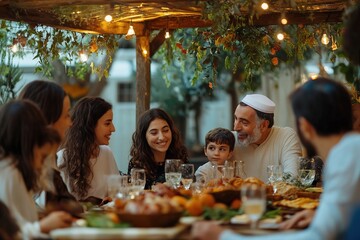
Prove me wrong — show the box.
[237,124,262,147]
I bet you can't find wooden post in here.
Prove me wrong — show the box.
[135,29,151,123]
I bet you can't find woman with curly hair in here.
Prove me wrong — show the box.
[128,108,188,189]
[57,97,119,203]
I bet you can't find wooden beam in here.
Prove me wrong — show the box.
[150,29,166,58]
[135,29,151,122]
[250,11,344,26]
[148,16,212,29]
[0,6,145,35]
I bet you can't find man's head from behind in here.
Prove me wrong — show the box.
[290,77,353,156]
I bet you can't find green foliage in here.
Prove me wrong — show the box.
[158,22,342,91]
[0,20,122,81]
[202,207,241,221]
[0,56,23,105]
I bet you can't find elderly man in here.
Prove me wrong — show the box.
[192,78,360,240]
[231,94,302,181]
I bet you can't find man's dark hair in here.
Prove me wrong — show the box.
[343,3,360,65]
[239,102,274,128]
[290,77,353,135]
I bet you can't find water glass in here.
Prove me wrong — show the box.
[165,159,182,188]
[241,184,266,229]
[129,168,146,198]
[180,163,194,190]
[267,165,283,183]
[298,157,316,187]
[107,175,129,199]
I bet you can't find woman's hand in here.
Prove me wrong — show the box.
[40,211,73,233]
[191,221,224,240]
[279,209,315,230]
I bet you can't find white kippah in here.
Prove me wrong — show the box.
[241,94,276,114]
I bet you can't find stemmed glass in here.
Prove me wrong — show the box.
[129,168,146,198]
[267,165,283,194]
[180,163,194,190]
[165,159,182,188]
[241,184,266,230]
[298,157,316,187]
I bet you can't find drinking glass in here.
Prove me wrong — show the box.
[241,184,266,229]
[107,175,129,199]
[165,159,182,188]
[298,157,316,187]
[180,163,194,190]
[129,168,146,198]
[267,165,283,184]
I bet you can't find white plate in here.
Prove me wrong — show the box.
[50,224,187,240]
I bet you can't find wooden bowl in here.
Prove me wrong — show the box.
[117,211,182,228]
[210,190,241,205]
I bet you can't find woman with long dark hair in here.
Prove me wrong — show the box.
[58,97,119,203]
[0,100,73,238]
[128,108,188,189]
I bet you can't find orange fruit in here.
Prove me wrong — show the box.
[213,202,228,210]
[114,198,125,209]
[106,212,120,223]
[198,193,216,207]
[185,198,203,216]
[171,195,188,208]
[179,188,192,197]
[230,199,242,209]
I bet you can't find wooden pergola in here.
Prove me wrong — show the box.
[0,0,348,120]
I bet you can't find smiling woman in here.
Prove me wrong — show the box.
[57,97,119,202]
[128,108,188,189]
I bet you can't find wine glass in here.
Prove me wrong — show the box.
[241,184,266,230]
[165,159,182,188]
[298,157,316,187]
[129,168,146,198]
[180,163,194,190]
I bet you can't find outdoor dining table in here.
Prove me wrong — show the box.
[49,219,298,240]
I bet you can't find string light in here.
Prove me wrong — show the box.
[104,3,114,22]
[280,13,288,25]
[104,15,113,22]
[125,20,135,40]
[321,33,330,45]
[164,15,170,39]
[79,50,88,62]
[277,33,284,41]
[331,36,338,51]
[261,2,269,10]
[11,44,19,53]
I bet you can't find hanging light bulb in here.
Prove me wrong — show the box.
[11,44,19,53]
[321,33,330,45]
[105,15,113,22]
[331,36,338,51]
[79,50,88,62]
[261,2,269,10]
[280,13,288,25]
[165,30,170,39]
[125,21,135,40]
[277,33,284,41]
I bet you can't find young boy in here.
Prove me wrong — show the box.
[195,127,235,182]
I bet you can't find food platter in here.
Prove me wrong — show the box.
[116,211,183,228]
